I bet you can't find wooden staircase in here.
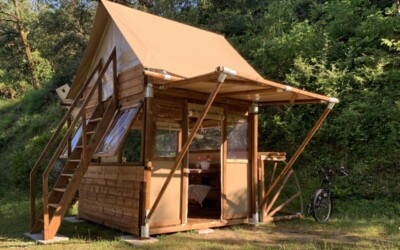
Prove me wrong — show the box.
[29,48,118,240]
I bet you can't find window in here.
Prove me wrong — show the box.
[122,129,142,163]
[96,105,141,156]
[62,121,88,157]
[155,129,179,158]
[227,115,248,159]
[189,127,221,151]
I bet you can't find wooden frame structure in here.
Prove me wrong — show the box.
[29,0,339,241]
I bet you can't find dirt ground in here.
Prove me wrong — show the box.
[170,222,399,249]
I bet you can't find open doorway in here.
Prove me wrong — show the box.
[187,104,223,223]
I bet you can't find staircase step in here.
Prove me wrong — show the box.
[49,203,59,209]
[54,188,67,192]
[61,173,74,178]
[69,159,81,163]
[90,117,102,123]
[86,131,95,135]
[59,154,68,159]
[75,145,83,149]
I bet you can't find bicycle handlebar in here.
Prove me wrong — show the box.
[320,167,349,179]
[340,167,349,176]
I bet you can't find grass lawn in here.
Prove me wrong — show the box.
[0,191,399,249]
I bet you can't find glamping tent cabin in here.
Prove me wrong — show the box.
[29,0,339,241]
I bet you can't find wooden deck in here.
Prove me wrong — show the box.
[187,217,219,225]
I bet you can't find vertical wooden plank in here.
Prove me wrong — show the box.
[42,176,49,240]
[140,79,154,237]
[248,114,253,217]
[221,106,228,220]
[250,111,258,217]
[97,59,104,115]
[112,50,118,108]
[144,84,154,165]
[81,112,88,169]
[180,99,188,224]
[259,159,266,222]
[140,103,145,165]
[117,149,123,163]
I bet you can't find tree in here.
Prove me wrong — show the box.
[0,0,40,89]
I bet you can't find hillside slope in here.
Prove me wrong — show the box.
[0,87,63,195]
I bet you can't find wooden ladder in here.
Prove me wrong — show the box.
[29,48,118,240]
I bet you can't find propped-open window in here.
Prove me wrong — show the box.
[121,110,143,164]
[95,103,142,156]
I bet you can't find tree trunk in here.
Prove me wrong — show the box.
[397,0,400,16]
[12,0,40,89]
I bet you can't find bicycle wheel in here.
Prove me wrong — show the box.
[311,188,332,223]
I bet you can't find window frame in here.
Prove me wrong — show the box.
[226,113,249,162]
[94,103,142,157]
[153,122,182,161]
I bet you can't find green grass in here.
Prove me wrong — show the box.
[0,192,399,249]
[0,89,399,249]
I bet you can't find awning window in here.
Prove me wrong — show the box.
[95,103,142,156]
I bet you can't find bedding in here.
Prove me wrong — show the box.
[188,184,211,207]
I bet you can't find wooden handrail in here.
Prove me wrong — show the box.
[29,57,104,229]
[30,47,116,230]
[42,48,117,232]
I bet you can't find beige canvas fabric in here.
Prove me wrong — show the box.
[68,1,260,98]
[68,0,337,105]
[102,1,261,79]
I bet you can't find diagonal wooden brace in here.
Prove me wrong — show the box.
[258,103,335,211]
[146,72,227,221]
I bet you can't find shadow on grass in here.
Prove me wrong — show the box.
[1,192,399,249]
[153,222,399,249]
[0,192,129,245]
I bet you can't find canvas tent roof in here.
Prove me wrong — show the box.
[68,0,338,105]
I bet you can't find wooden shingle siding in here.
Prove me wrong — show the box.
[78,165,144,235]
[118,64,145,108]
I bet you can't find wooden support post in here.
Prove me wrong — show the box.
[81,112,88,170]
[146,73,227,221]
[180,99,189,225]
[42,176,49,240]
[259,106,333,211]
[258,157,265,222]
[249,104,258,223]
[141,81,154,238]
[112,49,118,108]
[221,106,228,220]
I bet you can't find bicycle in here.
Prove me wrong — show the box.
[307,167,348,223]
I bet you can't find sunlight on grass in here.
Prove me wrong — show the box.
[0,192,399,249]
